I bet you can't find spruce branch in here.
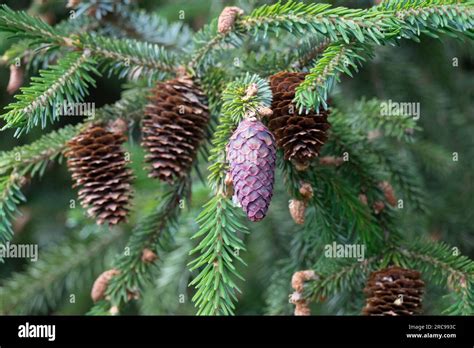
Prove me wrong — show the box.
[92,87,150,122]
[189,20,244,74]
[372,144,428,212]
[342,98,419,142]
[193,0,471,114]
[243,0,474,44]
[281,158,377,248]
[0,227,124,314]
[293,0,474,111]
[140,224,194,315]
[407,140,455,178]
[0,124,84,178]
[0,174,25,249]
[0,6,180,82]
[188,194,249,315]
[393,240,474,315]
[1,16,101,74]
[68,0,134,20]
[116,10,193,48]
[295,42,373,112]
[328,102,424,211]
[384,0,474,40]
[92,179,189,312]
[292,37,332,70]
[2,15,102,73]
[308,165,385,249]
[1,51,98,136]
[243,1,393,44]
[188,74,271,315]
[307,256,381,302]
[191,0,474,74]
[0,125,84,247]
[327,109,383,189]
[189,2,388,74]
[79,34,178,81]
[0,5,68,45]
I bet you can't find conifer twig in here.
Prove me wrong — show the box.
[1,51,98,136]
[394,241,474,315]
[188,74,272,315]
[92,178,190,313]
[0,5,68,45]
[0,228,124,314]
[295,41,373,112]
[0,174,25,249]
[79,34,178,81]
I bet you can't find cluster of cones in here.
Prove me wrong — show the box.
[49,6,426,318]
[66,68,334,225]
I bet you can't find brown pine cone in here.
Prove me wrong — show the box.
[268,72,331,170]
[66,124,134,226]
[142,76,209,183]
[363,266,425,316]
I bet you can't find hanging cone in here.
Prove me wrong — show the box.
[227,118,276,222]
[141,76,209,184]
[363,266,425,316]
[66,124,134,226]
[268,72,331,170]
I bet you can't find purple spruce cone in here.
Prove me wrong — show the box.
[227,118,276,221]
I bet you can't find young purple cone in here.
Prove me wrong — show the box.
[227,118,276,221]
